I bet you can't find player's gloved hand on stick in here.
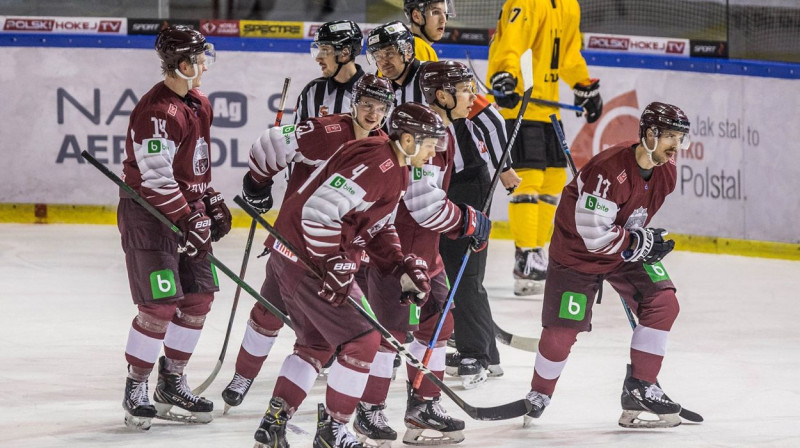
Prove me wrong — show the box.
[242,172,274,214]
[490,72,521,109]
[395,254,431,306]
[203,188,232,242]
[177,210,213,259]
[573,78,603,123]
[318,253,358,306]
[458,204,492,252]
[622,227,675,264]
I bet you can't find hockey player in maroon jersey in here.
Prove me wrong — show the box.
[246,102,446,448]
[221,75,395,412]
[118,26,229,430]
[523,102,691,429]
[353,61,491,446]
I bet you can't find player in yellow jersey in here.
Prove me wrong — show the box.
[403,0,455,62]
[487,0,603,296]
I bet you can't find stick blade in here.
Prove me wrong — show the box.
[520,49,534,91]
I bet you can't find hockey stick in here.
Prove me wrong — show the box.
[465,50,584,113]
[549,115,703,423]
[234,196,532,421]
[411,49,536,391]
[191,77,292,396]
[81,151,295,333]
[493,321,539,352]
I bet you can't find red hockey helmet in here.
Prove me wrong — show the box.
[155,25,214,73]
[388,102,447,151]
[418,60,474,105]
[353,74,395,109]
[639,102,690,139]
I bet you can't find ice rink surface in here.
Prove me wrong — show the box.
[1,223,799,447]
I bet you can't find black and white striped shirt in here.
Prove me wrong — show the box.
[451,98,511,182]
[389,60,426,107]
[293,64,366,123]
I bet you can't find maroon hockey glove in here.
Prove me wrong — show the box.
[458,204,491,252]
[203,189,232,242]
[318,253,359,306]
[177,210,213,259]
[622,227,675,264]
[574,79,603,124]
[395,254,431,306]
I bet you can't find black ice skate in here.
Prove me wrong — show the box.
[122,377,157,431]
[403,388,465,445]
[513,247,546,296]
[457,358,487,390]
[313,403,365,448]
[222,372,253,414]
[153,356,214,424]
[444,351,460,377]
[522,390,551,428]
[619,364,681,428]
[254,397,290,448]
[353,402,397,447]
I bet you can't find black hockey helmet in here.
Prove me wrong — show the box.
[418,60,473,104]
[366,21,415,61]
[388,102,447,151]
[403,0,456,21]
[155,25,214,73]
[639,102,691,139]
[312,20,363,61]
[353,74,395,109]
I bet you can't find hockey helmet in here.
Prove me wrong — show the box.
[312,20,363,60]
[155,25,215,73]
[403,0,456,20]
[639,102,690,139]
[366,21,415,63]
[388,102,448,151]
[418,60,474,104]
[353,74,395,109]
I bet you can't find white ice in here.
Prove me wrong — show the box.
[1,223,799,447]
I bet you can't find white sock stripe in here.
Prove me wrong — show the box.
[278,354,317,393]
[327,359,370,398]
[369,351,396,379]
[163,322,202,354]
[534,352,568,380]
[428,346,446,371]
[407,340,427,359]
[241,325,278,358]
[126,326,162,364]
[630,324,669,356]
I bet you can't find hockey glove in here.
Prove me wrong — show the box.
[203,189,232,242]
[490,72,521,109]
[242,172,274,214]
[395,254,431,306]
[458,204,492,252]
[573,79,603,123]
[622,227,675,264]
[318,253,359,307]
[177,210,213,260]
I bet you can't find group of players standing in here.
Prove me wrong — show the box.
[116,0,695,447]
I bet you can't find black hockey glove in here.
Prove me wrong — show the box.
[573,79,603,123]
[490,72,521,109]
[241,172,274,214]
[395,254,431,306]
[622,227,675,264]
[458,204,492,252]
[203,188,232,242]
[177,210,213,260]
[318,253,358,307]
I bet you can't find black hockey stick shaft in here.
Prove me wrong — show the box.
[548,116,702,423]
[234,196,532,421]
[80,150,295,331]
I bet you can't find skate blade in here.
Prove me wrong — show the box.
[618,410,681,429]
[460,372,488,390]
[522,415,535,428]
[356,432,395,448]
[487,365,504,378]
[402,428,465,445]
[513,279,544,296]
[154,401,213,424]
[124,412,153,431]
[223,403,233,415]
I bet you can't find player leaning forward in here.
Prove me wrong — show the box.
[523,102,692,429]
[119,26,230,430]
[248,103,449,448]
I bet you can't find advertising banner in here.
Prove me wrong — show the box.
[240,20,304,38]
[1,16,126,34]
[128,18,200,35]
[583,33,690,57]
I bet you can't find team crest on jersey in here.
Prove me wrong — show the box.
[319,105,330,116]
[617,170,627,184]
[477,140,488,153]
[623,207,649,230]
[379,159,394,173]
[168,103,178,117]
[325,124,342,133]
[193,137,210,175]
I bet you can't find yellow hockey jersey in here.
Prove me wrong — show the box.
[414,35,439,62]
[487,0,591,122]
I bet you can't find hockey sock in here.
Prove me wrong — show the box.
[630,289,679,383]
[272,353,321,417]
[530,326,579,396]
[509,168,544,249]
[234,310,281,378]
[125,309,172,376]
[536,168,566,246]
[360,349,396,405]
[163,293,213,374]
[325,330,381,422]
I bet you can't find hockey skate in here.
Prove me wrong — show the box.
[153,356,214,424]
[403,387,465,445]
[122,377,157,431]
[456,358,487,390]
[253,397,291,448]
[444,351,460,377]
[513,248,546,296]
[487,364,504,378]
[522,390,551,428]
[313,403,365,448]
[619,364,681,429]
[222,372,254,414]
[353,402,397,447]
